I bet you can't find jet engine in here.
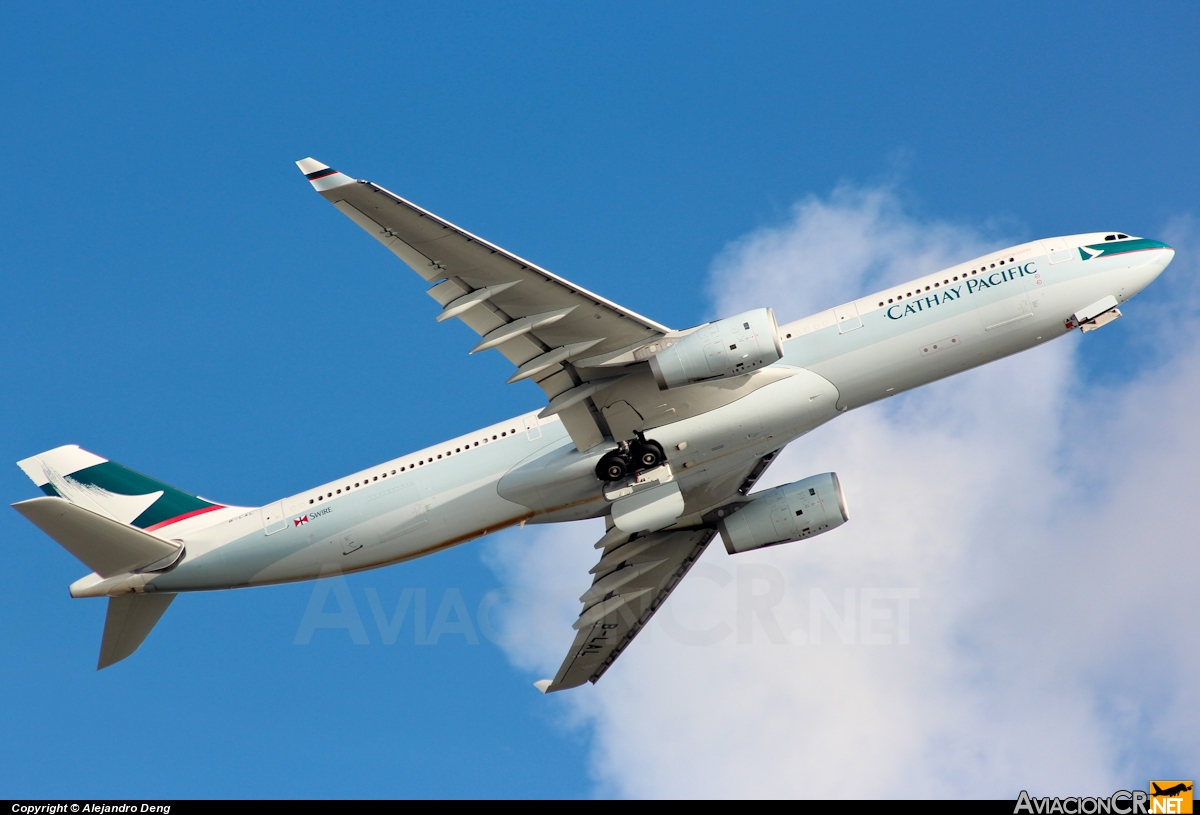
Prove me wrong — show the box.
[717,472,848,554]
[649,308,784,390]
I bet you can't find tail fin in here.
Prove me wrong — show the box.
[99,593,175,669]
[14,445,212,669]
[16,444,224,532]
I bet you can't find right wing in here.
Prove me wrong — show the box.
[298,158,674,450]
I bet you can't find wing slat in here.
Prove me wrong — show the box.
[302,158,673,450]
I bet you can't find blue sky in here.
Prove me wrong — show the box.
[1,2,1197,799]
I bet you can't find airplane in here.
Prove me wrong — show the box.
[12,158,1175,691]
[1152,783,1193,797]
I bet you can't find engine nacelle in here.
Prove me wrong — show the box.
[718,473,848,554]
[649,308,784,390]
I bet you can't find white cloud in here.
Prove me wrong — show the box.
[484,187,1200,798]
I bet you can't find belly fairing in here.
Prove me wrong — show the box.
[498,367,842,525]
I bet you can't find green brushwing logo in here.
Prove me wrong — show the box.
[1079,238,1170,261]
[40,461,219,530]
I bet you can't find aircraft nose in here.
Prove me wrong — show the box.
[1126,239,1173,295]
[1145,239,1174,277]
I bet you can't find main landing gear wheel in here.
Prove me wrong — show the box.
[630,439,666,470]
[596,450,632,482]
[596,436,668,483]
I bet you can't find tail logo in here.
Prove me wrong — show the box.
[19,446,224,532]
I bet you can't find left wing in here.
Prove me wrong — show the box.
[297,158,673,451]
[540,525,716,692]
[540,452,779,692]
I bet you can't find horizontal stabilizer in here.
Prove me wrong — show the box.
[99,593,175,669]
[12,497,181,578]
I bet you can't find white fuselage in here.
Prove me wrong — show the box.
[75,233,1171,598]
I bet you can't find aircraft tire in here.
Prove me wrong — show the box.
[631,439,666,470]
[596,451,631,482]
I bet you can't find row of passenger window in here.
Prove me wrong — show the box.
[307,427,521,505]
[877,256,1017,307]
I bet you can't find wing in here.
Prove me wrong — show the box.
[297,158,671,450]
[540,452,780,692]
[541,524,716,692]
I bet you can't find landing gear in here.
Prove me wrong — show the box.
[596,450,632,482]
[595,434,667,483]
[630,438,665,470]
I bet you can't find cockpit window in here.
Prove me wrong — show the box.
[1105,234,1117,241]
[1118,233,1129,239]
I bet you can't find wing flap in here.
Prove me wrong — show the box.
[542,452,782,691]
[546,526,715,691]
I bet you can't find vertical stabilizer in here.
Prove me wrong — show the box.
[98,593,175,669]
[16,444,226,532]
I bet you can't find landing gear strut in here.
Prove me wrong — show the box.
[594,433,667,483]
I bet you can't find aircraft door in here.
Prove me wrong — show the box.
[834,302,863,333]
[1040,237,1076,265]
[261,501,286,535]
[523,415,542,441]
